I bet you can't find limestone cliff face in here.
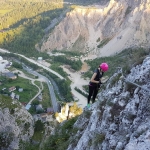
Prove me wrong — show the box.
[0,96,34,150]
[41,0,150,56]
[41,55,150,150]
[66,56,150,150]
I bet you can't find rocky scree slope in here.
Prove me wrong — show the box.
[0,97,34,150]
[41,0,150,57]
[66,56,150,150]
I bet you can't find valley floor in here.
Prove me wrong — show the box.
[61,53,97,108]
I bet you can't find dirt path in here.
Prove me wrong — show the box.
[13,70,44,105]
[61,57,93,108]
[61,67,88,108]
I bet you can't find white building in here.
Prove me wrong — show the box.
[0,56,9,72]
[37,57,43,61]
[0,56,3,61]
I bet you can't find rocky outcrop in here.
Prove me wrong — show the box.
[0,97,34,150]
[66,56,150,150]
[41,0,150,57]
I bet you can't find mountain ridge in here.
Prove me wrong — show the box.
[41,0,150,57]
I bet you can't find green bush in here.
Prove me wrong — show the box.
[0,132,14,148]
[42,116,78,150]
[34,120,44,132]
[96,37,100,42]
[75,87,88,97]
[24,122,30,130]
[97,38,110,48]
[19,142,39,150]
[93,133,105,145]
[109,73,122,87]
[52,55,82,71]
[83,110,92,118]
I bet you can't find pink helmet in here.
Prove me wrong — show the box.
[100,63,109,72]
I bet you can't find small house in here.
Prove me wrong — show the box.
[18,88,23,92]
[21,102,27,106]
[37,57,43,61]
[0,56,3,61]
[40,113,47,122]
[15,94,20,100]
[47,107,54,114]
[5,63,11,68]
[10,92,15,99]
[36,104,43,112]
[25,104,31,110]
[9,86,16,92]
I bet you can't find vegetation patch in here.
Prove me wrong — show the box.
[19,142,39,150]
[93,133,105,145]
[52,49,83,57]
[109,73,122,87]
[0,0,65,56]
[0,131,14,149]
[51,55,82,71]
[0,76,38,103]
[42,116,78,150]
[84,48,150,79]
[71,35,86,52]
[110,103,125,120]
[97,38,110,48]
[125,82,137,96]
[83,110,92,118]
[0,95,21,109]
[30,120,45,146]
[75,87,88,97]
[50,63,68,77]
[125,6,132,17]
[41,82,52,109]
[96,37,101,42]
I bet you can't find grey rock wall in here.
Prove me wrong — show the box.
[67,56,150,150]
[0,100,34,150]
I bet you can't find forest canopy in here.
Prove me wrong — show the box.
[0,0,64,56]
[0,0,110,56]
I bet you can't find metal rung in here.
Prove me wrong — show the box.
[125,79,150,93]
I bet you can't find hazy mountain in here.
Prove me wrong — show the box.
[41,0,150,57]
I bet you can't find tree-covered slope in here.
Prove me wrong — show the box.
[0,0,65,55]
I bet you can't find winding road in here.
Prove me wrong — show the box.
[0,48,90,109]
[0,48,64,80]
[0,48,60,112]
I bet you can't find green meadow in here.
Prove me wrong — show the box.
[0,76,38,103]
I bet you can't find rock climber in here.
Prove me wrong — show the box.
[87,62,109,108]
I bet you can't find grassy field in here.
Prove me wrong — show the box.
[0,94,21,109]
[0,76,38,103]
[39,82,52,109]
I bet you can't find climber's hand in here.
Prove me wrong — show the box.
[99,80,102,85]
